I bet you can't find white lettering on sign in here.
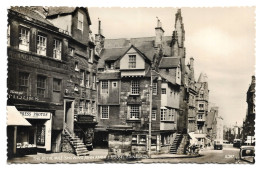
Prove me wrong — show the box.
[20,111,51,119]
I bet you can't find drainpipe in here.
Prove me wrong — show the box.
[148,65,153,157]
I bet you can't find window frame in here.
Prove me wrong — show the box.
[19,72,30,95]
[101,105,109,119]
[37,33,47,56]
[19,26,30,51]
[152,109,156,120]
[77,12,84,31]
[152,82,157,95]
[131,80,140,95]
[129,105,140,120]
[37,75,47,98]
[53,78,62,92]
[53,39,62,60]
[80,70,85,87]
[161,88,166,94]
[128,55,136,68]
[101,80,109,94]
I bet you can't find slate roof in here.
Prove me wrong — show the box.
[10,7,54,26]
[46,7,92,25]
[159,57,180,68]
[159,69,177,85]
[99,36,173,69]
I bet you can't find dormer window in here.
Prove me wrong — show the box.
[19,26,30,51]
[53,39,62,60]
[129,55,136,68]
[77,12,84,31]
[37,33,47,56]
[108,61,115,69]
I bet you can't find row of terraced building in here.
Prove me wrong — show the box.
[7,7,214,158]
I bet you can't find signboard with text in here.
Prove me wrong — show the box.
[20,111,51,119]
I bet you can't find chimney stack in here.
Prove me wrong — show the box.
[252,75,256,84]
[155,17,164,48]
[95,18,105,55]
[190,57,194,69]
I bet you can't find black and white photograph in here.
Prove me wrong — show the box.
[3,1,257,165]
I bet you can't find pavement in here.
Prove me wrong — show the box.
[7,146,242,164]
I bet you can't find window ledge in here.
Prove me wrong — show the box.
[126,119,141,122]
[160,120,175,123]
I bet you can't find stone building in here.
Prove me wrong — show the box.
[7,6,99,157]
[7,7,71,156]
[194,73,209,147]
[95,9,192,155]
[242,75,255,145]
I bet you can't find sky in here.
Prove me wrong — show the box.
[88,7,256,126]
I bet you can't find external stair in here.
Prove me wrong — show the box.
[64,127,89,156]
[169,134,183,154]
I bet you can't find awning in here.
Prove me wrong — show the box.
[7,106,31,126]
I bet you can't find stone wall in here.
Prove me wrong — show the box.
[61,133,75,153]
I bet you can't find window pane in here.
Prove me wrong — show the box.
[101,106,109,119]
[130,105,140,119]
[19,72,29,95]
[37,75,46,97]
[129,55,136,68]
[101,81,108,93]
[131,80,139,94]
[53,78,61,91]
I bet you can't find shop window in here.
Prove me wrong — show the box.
[53,78,61,92]
[131,80,139,95]
[36,125,45,146]
[152,109,156,120]
[19,26,30,51]
[152,82,157,95]
[161,88,166,94]
[77,12,83,31]
[19,72,30,95]
[53,39,62,60]
[101,80,108,94]
[37,75,47,98]
[37,33,47,56]
[128,55,136,68]
[101,106,109,119]
[129,105,140,119]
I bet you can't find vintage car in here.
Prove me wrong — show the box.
[235,146,255,164]
[214,140,223,150]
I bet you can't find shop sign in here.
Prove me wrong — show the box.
[77,115,94,123]
[8,90,39,101]
[20,111,51,119]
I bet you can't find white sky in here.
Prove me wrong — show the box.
[89,7,255,126]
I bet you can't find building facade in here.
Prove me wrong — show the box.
[242,75,255,145]
[7,7,71,155]
[7,7,99,157]
[95,10,191,156]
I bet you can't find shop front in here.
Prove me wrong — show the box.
[18,111,52,153]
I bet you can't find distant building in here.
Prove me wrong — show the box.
[242,75,255,145]
[194,73,209,147]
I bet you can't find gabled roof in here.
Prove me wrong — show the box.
[98,47,129,68]
[159,57,180,69]
[198,72,208,83]
[159,69,177,85]
[10,7,54,26]
[46,7,91,25]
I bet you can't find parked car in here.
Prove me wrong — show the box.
[214,140,223,150]
[235,146,255,164]
[233,139,242,148]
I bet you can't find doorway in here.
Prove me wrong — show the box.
[64,100,74,133]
